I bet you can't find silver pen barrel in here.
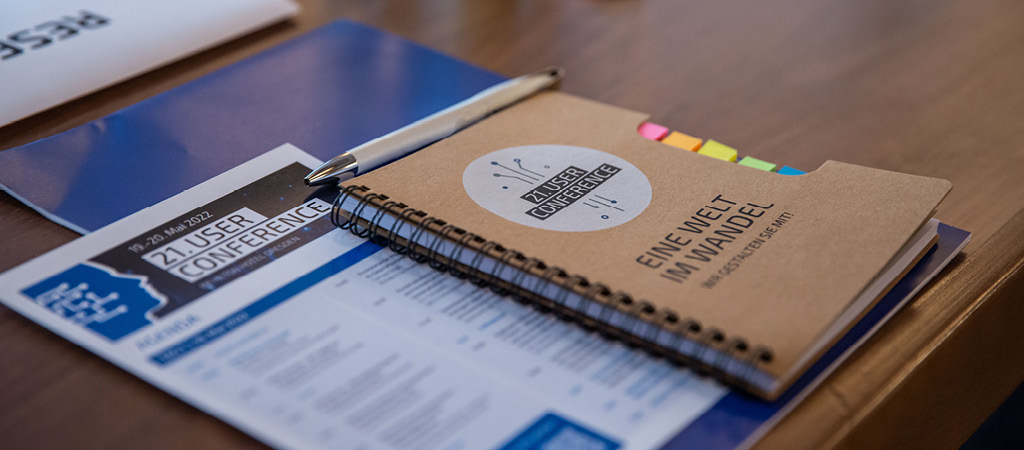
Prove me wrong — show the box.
[304,67,564,186]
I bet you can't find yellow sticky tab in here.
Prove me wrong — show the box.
[661,131,703,152]
[697,140,738,162]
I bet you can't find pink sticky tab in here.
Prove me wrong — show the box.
[638,122,670,141]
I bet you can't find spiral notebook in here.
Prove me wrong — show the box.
[331,91,952,400]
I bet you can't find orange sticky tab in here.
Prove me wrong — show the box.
[697,140,738,162]
[661,131,703,152]
[637,122,670,141]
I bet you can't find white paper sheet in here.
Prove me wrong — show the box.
[0,0,298,126]
[0,144,725,450]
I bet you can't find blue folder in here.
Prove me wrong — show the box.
[0,20,503,233]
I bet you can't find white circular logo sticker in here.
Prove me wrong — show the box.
[462,145,652,232]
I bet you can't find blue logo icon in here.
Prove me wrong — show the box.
[22,263,166,341]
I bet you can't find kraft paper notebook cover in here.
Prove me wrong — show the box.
[332,91,952,400]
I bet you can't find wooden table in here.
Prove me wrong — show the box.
[3,1,1023,448]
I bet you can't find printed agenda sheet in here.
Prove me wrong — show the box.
[0,144,727,450]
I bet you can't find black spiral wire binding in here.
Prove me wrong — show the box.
[509,257,538,288]
[668,317,704,368]
[543,270,580,322]
[349,193,382,238]
[467,240,501,286]
[447,231,479,278]
[585,283,616,336]
[648,310,682,357]
[629,300,659,343]
[696,327,735,382]
[509,257,543,305]
[330,187,773,391]
[610,295,645,346]
[713,335,741,377]
[569,274,593,319]
[531,265,562,312]
[406,216,438,264]
[738,345,774,390]
[331,185,368,229]
[488,247,521,296]
[426,223,456,271]
[692,326,721,363]
[387,207,421,254]
[556,274,586,316]
[367,200,402,246]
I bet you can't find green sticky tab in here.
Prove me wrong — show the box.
[738,156,777,172]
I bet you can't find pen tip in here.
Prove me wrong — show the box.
[304,168,335,187]
[304,172,336,187]
[305,153,358,187]
[544,66,565,81]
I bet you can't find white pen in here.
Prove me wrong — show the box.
[304,66,565,186]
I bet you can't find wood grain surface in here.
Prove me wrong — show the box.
[2,1,1023,449]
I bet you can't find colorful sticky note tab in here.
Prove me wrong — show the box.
[661,131,703,152]
[738,156,777,172]
[637,122,670,141]
[697,140,738,162]
[777,165,806,175]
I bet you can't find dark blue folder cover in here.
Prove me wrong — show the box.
[0,20,503,233]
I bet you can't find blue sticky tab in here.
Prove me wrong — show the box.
[777,166,806,175]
